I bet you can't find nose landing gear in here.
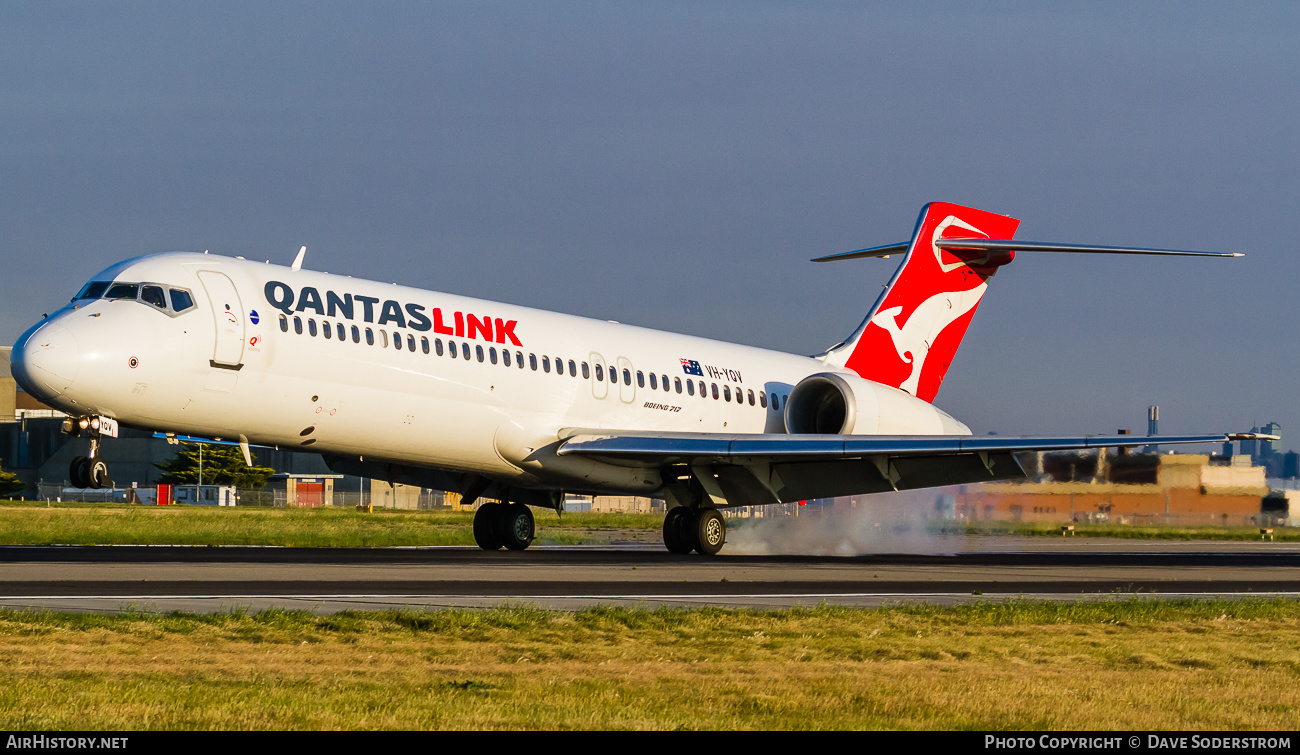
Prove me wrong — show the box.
[64,416,115,490]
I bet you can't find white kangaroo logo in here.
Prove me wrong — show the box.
[871,286,985,397]
[931,215,991,272]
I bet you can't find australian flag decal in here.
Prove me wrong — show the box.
[680,358,704,376]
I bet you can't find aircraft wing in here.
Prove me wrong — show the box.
[557,430,1266,506]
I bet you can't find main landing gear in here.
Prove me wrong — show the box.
[64,416,114,490]
[473,501,536,551]
[662,506,726,556]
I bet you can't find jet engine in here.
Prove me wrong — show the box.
[783,372,971,436]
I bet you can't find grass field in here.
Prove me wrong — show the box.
[1,599,1297,730]
[0,501,662,547]
[0,500,1295,547]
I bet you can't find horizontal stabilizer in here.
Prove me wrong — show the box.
[815,239,1242,262]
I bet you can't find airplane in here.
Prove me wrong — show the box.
[9,201,1267,555]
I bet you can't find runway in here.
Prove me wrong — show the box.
[2,538,1299,613]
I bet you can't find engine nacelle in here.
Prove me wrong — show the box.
[784,372,971,436]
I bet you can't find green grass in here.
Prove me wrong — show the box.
[1,599,1298,729]
[0,502,663,547]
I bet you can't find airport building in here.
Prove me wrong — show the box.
[950,450,1286,526]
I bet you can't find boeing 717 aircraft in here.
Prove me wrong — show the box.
[10,202,1262,555]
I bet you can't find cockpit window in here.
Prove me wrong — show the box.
[141,285,167,309]
[169,288,194,312]
[105,283,139,300]
[73,278,197,317]
[76,281,111,300]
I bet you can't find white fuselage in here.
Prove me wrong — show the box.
[12,252,969,496]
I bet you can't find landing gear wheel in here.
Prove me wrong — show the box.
[662,507,694,554]
[499,503,535,551]
[694,508,726,556]
[69,456,89,489]
[473,502,504,550]
[88,459,111,490]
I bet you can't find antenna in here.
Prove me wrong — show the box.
[291,245,306,272]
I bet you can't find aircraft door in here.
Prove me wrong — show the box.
[197,270,245,368]
[616,356,635,403]
[589,353,608,399]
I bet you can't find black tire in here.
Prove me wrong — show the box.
[473,502,504,550]
[662,507,693,554]
[694,508,726,556]
[88,459,110,490]
[69,456,89,489]
[499,503,535,551]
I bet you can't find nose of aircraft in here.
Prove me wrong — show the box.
[11,323,81,399]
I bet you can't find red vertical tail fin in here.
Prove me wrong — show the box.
[822,202,1020,403]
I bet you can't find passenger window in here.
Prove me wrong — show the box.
[393,332,402,350]
[294,317,303,335]
[637,371,645,388]
[462,342,470,360]
[105,283,138,300]
[723,385,730,402]
[407,334,415,351]
[366,328,374,346]
[662,375,669,391]
[337,323,345,341]
[623,369,631,385]
[435,339,444,356]
[686,380,694,396]
[141,285,166,308]
[477,345,485,362]
[308,319,317,337]
[279,314,288,332]
[449,340,457,358]
[569,360,577,377]
[595,364,604,381]
[169,289,194,312]
[542,356,550,373]
[771,394,780,411]
[490,347,498,365]
[675,377,682,394]
[323,320,332,339]
[648,373,657,390]
[530,354,538,371]
[380,330,389,348]
[352,325,360,343]
[748,389,755,406]
[708,382,716,399]
[516,351,524,369]
[581,362,589,379]
[503,349,511,367]
[421,337,430,354]
[759,391,767,408]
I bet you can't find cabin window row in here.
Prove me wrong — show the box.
[277,314,786,410]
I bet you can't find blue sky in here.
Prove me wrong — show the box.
[3,2,1297,441]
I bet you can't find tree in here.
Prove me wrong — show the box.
[155,444,276,489]
[0,459,24,496]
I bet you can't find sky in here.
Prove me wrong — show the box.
[2,1,1297,442]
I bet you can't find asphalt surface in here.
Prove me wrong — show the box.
[2,538,1299,613]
